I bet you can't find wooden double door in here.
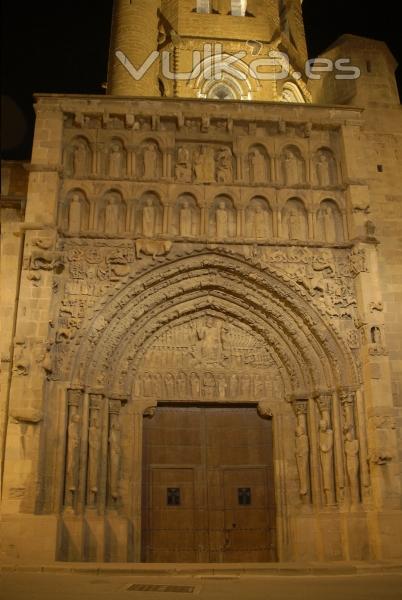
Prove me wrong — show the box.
[142,406,276,562]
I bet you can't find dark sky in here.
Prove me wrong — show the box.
[1,0,401,161]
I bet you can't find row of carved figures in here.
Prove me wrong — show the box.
[63,192,346,242]
[64,137,339,187]
[134,370,273,401]
[64,393,122,511]
[293,393,367,506]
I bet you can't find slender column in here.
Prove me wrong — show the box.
[331,391,346,503]
[307,397,321,505]
[355,389,370,499]
[108,399,122,510]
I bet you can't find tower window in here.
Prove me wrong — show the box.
[196,0,210,13]
[231,0,247,16]
[366,60,372,73]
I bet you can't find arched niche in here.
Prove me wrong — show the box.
[67,252,358,397]
[106,138,127,178]
[283,197,308,241]
[135,191,164,237]
[62,189,90,234]
[281,145,306,186]
[314,148,338,187]
[247,144,271,184]
[139,139,162,180]
[64,136,92,178]
[171,193,201,237]
[316,199,344,243]
[280,81,306,104]
[96,190,127,235]
[209,195,237,238]
[245,196,273,239]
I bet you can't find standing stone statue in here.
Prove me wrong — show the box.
[323,206,337,242]
[68,194,82,234]
[176,146,192,182]
[284,150,300,186]
[288,208,303,240]
[73,143,87,176]
[109,144,124,178]
[344,428,360,503]
[179,200,193,236]
[142,198,156,237]
[194,145,215,183]
[164,373,175,397]
[109,417,121,503]
[216,201,229,238]
[190,372,201,398]
[319,419,336,505]
[251,204,270,239]
[105,197,120,234]
[249,147,267,183]
[87,411,101,506]
[216,147,233,183]
[65,411,81,507]
[295,423,310,498]
[316,152,331,187]
[143,143,158,179]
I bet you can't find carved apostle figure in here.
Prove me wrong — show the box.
[142,198,156,237]
[109,417,121,503]
[316,151,332,187]
[319,419,336,505]
[175,146,192,182]
[230,373,239,397]
[322,206,337,243]
[250,147,267,183]
[164,373,175,397]
[284,150,300,186]
[344,428,360,504]
[105,197,120,234]
[87,411,101,505]
[143,143,158,179]
[217,375,227,399]
[179,200,193,236]
[194,145,215,183]
[177,372,187,398]
[190,372,201,398]
[68,194,82,234]
[216,147,233,184]
[216,201,229,238]
[295,423,310,498]
[65,412,81,507]
[73,143,87,176]
[203,372,216,399]
[109,144,125,178]
[251,204,270,239]
[287,208,303,240]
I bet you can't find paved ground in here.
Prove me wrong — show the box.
[1,572,402,600]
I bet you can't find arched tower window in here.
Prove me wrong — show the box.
[231,0,247,16]
[196,0,211,13]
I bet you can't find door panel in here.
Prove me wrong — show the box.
[142,407,276,562]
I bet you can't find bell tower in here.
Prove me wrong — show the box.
[107,0,310,103]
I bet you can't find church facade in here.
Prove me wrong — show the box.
[1,0,402,564]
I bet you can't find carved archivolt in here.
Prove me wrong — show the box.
[62,251,358,399]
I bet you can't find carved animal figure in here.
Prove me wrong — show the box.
[135,239,173,260]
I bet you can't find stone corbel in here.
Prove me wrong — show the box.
[257,402,273,419]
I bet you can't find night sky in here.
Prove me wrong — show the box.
[1,0,401,161]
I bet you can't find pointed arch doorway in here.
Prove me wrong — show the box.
[142,404,276,563]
